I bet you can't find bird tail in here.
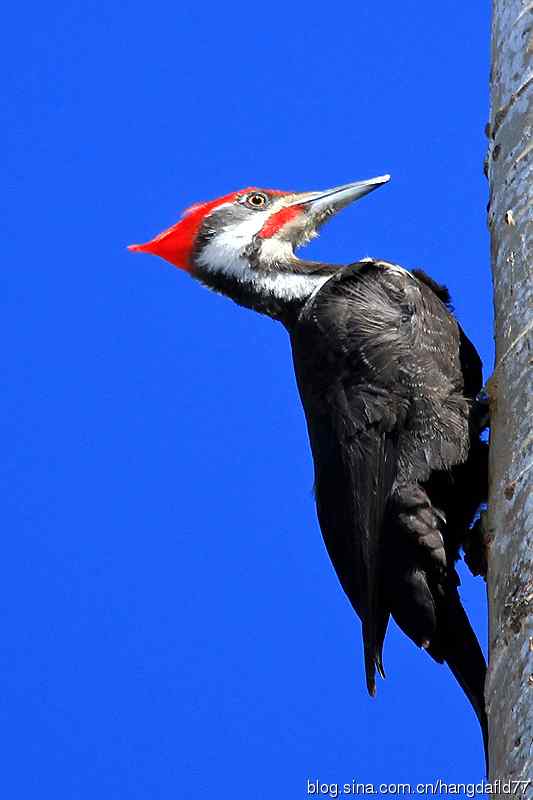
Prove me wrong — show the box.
[428,589,489,775]
[386,482,489,773]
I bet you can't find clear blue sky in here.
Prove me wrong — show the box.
[3,2,492,797]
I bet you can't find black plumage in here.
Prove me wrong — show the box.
[289,260,488,757]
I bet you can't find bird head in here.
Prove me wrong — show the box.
[129,175,390,315]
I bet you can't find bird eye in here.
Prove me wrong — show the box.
[245,192,268,209]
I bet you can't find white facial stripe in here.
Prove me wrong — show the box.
[252,271,330,302]
[257,238,294,263]
[197,200,331,303]
[196,206,271,280]
[208,207,270,244]
[197,226,329,302]
[197,233,252,279]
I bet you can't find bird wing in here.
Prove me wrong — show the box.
[289,261,469,694]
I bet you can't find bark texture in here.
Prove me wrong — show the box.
[486,0,533,787]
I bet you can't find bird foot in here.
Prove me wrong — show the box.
[472,389,490,433]
[463,511,489,579]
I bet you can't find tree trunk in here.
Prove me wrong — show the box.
[485,0,533,788]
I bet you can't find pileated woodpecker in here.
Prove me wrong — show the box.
[130,176,488,761]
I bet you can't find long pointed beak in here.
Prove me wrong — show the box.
[289,174,390,213]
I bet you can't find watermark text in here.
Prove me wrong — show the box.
[306,778,531,797]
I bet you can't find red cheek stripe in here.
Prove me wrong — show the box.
[258,206,303,239]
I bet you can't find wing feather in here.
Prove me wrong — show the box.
[290,261,470,693]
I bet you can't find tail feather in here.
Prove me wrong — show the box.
[386,482,488,772]
[428,590,488,775]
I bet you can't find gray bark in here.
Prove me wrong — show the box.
[486,0,533,789]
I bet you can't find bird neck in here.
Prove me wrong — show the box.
[195,253,339,323]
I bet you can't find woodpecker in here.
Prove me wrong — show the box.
[129,176,489,762]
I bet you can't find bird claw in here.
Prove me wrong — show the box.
[463,512,489,579]
[472,390,490,433]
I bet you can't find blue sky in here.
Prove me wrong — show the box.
[3,2,492,797]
